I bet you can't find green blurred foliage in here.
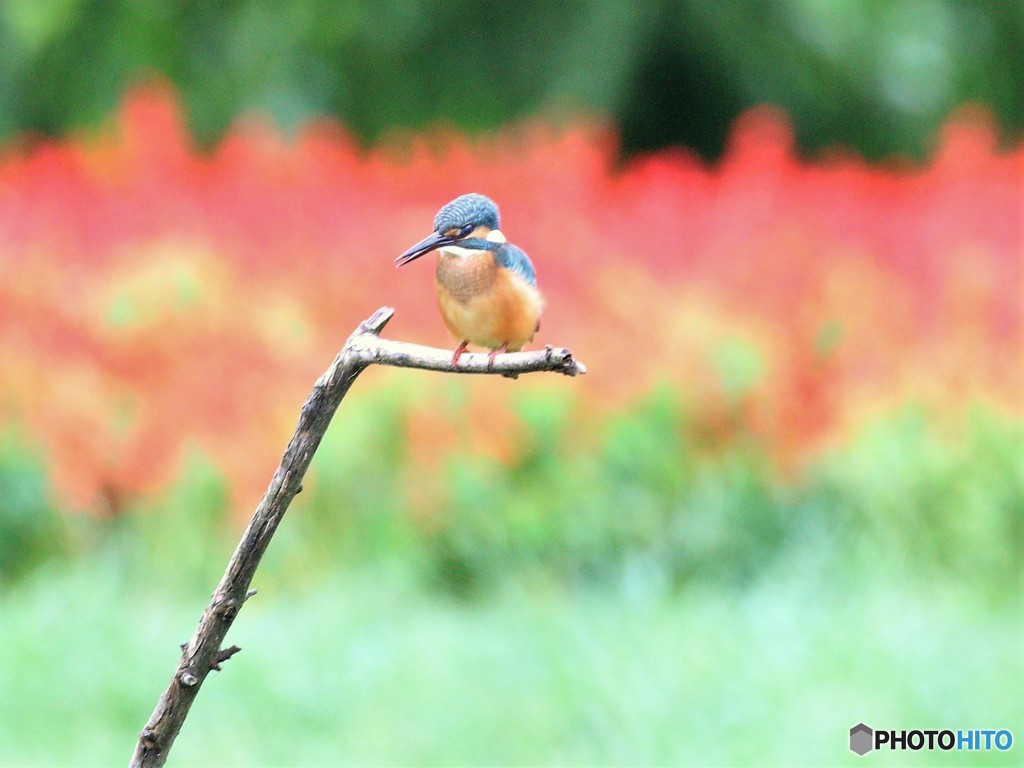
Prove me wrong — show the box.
[2,374,1021,609]
[1,387,1021,762]
[0,434,66,583]
[57,383,1018,602]
[0,0,1020,159]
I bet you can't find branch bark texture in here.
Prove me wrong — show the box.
[130,306,585,767]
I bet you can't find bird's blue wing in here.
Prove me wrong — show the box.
[495,243,537,287]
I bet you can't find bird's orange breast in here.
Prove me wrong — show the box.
[435,248,497,301]
[434,249,543,351]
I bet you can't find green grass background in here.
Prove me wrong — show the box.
[0,386,1021,766]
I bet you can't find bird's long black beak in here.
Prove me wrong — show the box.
[395,231,452,267]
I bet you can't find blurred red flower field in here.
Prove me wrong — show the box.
[0,84,1020,513]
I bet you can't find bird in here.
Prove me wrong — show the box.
[395,193,543,369]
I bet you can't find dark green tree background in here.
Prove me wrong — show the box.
[0,0,1021,159]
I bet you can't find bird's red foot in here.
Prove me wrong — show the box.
[487,342,510,370]
[451,341,469,367]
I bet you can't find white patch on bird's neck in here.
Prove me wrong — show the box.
[486,229,506,243]
[439,245,477,259]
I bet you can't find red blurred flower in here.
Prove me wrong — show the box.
[0,85,1019,511]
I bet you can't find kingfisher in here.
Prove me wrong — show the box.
[396,193,543,368]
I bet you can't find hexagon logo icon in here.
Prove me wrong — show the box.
[850,723,874,755]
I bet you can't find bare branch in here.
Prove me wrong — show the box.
[130,306,585,767]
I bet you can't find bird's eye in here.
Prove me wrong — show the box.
[457,224,474,238]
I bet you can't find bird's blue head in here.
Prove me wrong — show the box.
[396,193,503,267]
[433,193,499,234]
